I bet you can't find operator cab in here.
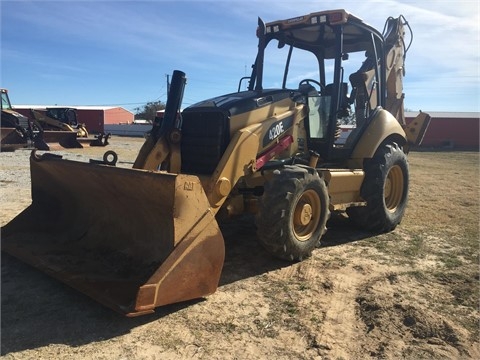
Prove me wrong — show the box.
[1,89,13,111]
[251,9,385,162]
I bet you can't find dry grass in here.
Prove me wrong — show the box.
[1,142,479,359]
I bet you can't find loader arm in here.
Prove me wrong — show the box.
[205,125,261,212]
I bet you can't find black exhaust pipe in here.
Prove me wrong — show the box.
[132,70,187,170]
[154,70,186,140]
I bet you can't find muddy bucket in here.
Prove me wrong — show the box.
[0,129,82,151]
[1,151,225,316]
[1,127,26,151]
[42,130,83,149]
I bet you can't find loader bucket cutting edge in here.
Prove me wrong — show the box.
[1,152,225,316]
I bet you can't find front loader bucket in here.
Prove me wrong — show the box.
[1,152,225,316]
[42,130,83,149]
[1,127,27,151]
[0,129,82,151]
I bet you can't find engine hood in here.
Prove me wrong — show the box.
[1,108,30,127]
[2,108,27,118]
[184,89,294,117]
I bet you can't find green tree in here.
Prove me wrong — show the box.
[134,101,165,121]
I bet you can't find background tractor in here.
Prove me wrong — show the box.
[30,107,110,146]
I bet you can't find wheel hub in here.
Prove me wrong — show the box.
[384,177,392,198]
[384,164,404,211]
[292,188,323,242]
[294,202,313,226]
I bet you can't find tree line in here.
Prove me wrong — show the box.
[134,101,165,121]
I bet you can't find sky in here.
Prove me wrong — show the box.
[1,0,479,114]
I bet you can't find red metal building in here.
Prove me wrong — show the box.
[406,111,479,150]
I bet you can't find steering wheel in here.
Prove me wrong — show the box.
[299,79,325,92]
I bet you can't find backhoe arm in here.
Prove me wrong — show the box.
[383,15,411,126]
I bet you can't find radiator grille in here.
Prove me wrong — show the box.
[181,110,230,175]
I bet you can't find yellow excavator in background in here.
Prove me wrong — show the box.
[2,9,430,316]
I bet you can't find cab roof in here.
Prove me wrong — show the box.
[264,9,382,58]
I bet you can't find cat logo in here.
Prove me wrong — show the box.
[184,181,194,191]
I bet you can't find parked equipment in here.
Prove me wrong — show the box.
[30,108,89,137]
[2,10,429,316]
[30,107,110,146]
[1,89,109,151]
[1,88,84,151]
[1,88,49,151]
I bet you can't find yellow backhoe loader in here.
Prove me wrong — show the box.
[2,9,430,316]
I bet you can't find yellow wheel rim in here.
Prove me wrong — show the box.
[384,165,404,212]
[292,189,321,241]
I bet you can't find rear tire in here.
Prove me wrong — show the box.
[347,142,409,232]
[256,165,330,261]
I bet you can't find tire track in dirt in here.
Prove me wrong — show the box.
[314,262,371,358]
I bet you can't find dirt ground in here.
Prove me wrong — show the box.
[1,137,479,359]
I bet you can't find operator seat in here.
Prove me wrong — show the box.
[324,83,352,118]
[349,71,369,128]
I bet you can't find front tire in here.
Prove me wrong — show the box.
[347,142,409,232]
[256,165,330,261]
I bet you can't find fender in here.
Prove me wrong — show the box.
[350,108,406,164]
